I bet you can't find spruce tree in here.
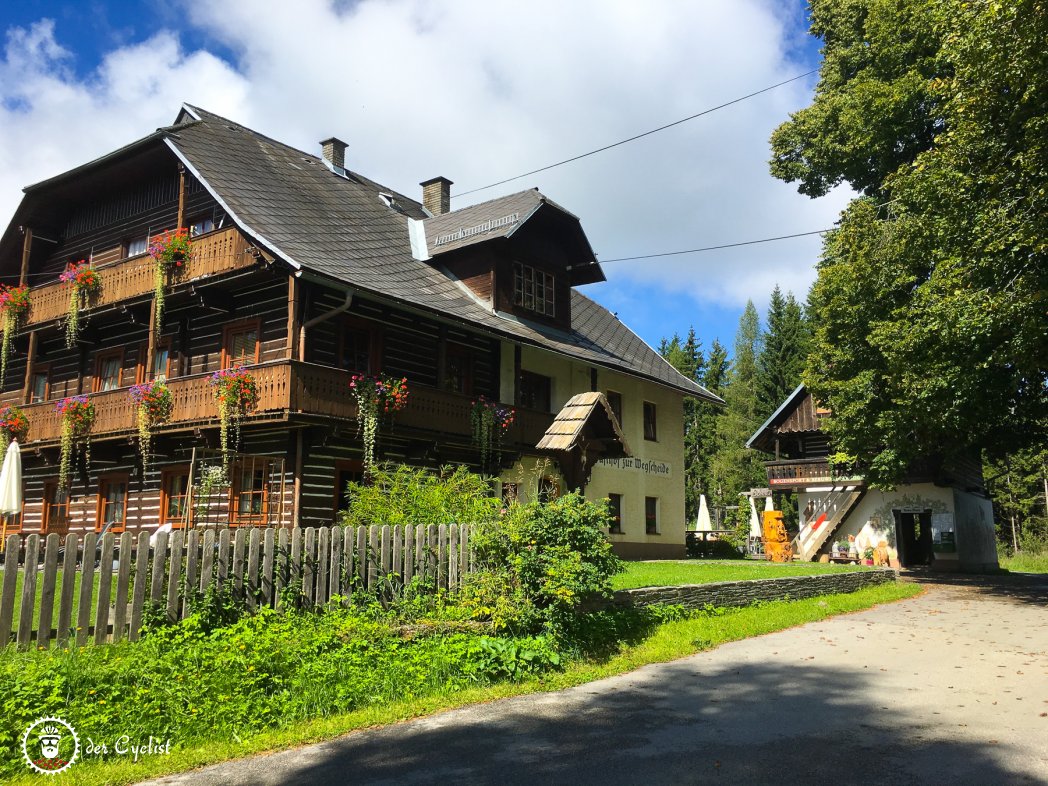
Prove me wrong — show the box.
[757,285,810,420]
[659,329,705,522]
[710,302,767,531]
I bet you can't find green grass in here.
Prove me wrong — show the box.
[2,581,920,786]
[0,570,110,637]
[999,551,1048,574]
[611,559,873,590]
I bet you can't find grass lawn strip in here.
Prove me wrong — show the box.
[998,552,1048,574]
[5,581,920,786]
[612,559,873,590]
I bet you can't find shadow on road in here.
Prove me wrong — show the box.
[901,568,1048,606]
[259,657,1035,786]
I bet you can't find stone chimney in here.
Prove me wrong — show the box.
[420,176,453,216]
[320,137,347,171]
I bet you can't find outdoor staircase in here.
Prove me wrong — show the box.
[793,487,866,561]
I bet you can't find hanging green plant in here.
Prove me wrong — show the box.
[470,395,515,473]
[147,228,190,331]
[209,367,259,470]
[130,379,172,472]
[0,284,30,387]
[60,260,101,348]
[56,395,94,491]
[194,464,228,524]
[0,405,29,456]
[348,374,409,469]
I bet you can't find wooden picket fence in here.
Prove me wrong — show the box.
[0,524,471,650]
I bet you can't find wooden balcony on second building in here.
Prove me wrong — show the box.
[765,457,865,489]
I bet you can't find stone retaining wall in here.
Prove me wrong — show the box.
[612,568,897,610]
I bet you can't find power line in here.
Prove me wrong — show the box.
[600,229,832,263]
[452,69,820,198]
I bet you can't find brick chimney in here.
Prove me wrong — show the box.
[320,137,347,171]
[420,176,453,216]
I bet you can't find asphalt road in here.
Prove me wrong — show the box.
[147,572,1048,786]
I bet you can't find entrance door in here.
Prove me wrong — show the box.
[893,509,934,567]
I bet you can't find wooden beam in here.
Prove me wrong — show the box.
[513,345,522,407]
[436,325,448,389]
[144,298,158,383]
[286,276,300,360]
[76,345,88,395]
[292,430,304,529]
[176,165,186,230]
[21,331,38,405]
[19,228,32,286]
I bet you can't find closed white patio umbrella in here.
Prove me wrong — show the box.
[696,494,712,532]
[748,495,762,539]
[765,495,775,513]
[0,440,23,549]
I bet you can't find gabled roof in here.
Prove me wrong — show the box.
[746,384,820,452]
[536,392,631,454]
[423,188,597,264]
[4,104,722,403]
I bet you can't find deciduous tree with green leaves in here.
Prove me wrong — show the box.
[771,0,1048,487]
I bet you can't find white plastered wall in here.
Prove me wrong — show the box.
[500,345,687,557]
[798,482,997,569]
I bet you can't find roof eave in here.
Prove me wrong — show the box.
[23,130,171,194]
[745,382,807,449]
[162,137,301,271]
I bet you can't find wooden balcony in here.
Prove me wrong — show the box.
[285,362,553,444]
[20,360,554,450]
[23,227,257,328]
[765,458,864,489]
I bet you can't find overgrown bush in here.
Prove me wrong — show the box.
[465,492,624,635]
[0,603,561,777]
[339,463,501,529]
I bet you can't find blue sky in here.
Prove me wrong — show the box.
[0,1,844,361]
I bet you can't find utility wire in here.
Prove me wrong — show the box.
[452,68,820,198]
[4,230,830,287]
[600,229,832,263]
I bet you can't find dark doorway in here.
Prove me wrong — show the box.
[893,509,934,567]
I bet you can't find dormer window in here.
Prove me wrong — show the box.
[513,262,555,318]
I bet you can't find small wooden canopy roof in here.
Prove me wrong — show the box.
[536,392,631,455]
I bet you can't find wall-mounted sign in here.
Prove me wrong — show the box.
[594,457,672,478]
[932,513,956,552]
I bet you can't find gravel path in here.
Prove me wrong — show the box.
[145,573,1048,786]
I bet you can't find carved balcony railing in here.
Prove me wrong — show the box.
[287,362,554,445]
[21,362,294,444]
[23,227,257,328]
[764,458,864,488]
[20,360,555,450]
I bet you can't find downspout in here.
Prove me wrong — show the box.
[298,285,353,361]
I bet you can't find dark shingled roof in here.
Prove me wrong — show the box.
[160,105,720,403]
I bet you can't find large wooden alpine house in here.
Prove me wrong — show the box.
[0,106,720,558]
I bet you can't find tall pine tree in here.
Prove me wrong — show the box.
[710,302,767,529]
[756,285,810,420]
[659,329,705,522]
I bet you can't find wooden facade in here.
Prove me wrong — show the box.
[1,163,567,535]
[0,108,710,550]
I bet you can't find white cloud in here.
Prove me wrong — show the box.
[0,19,248,220]
[0,1,845,317]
